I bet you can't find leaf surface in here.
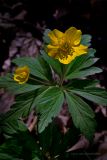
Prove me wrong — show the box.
[65,91,96,140]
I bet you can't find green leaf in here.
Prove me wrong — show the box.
[1,91,38,122]
[65,91,96,140]
[78,58,99,70]
[64,48,96,77]
[0,131,43,160]
[0,74,42,95]
[65,79,99,89]
[70,87,107,106]
[87,48,96,57]
[12,56,51,81]
[81,34,92,46]
[43,29,51,44]
[0,117,43,159]
[0,153,19,160]
[66,67,102,79]
[41,50,62,76]
[0,138,22,159]
[0,118,28,136]
[35,86,64,133]
[13,91,37,117]
[39,122,62,154]
[39,122,79,156]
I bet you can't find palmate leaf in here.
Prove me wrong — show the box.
[65,79,99,89]
[39,122,79,156]
[66,67,102,79]
[39,122,62,154]
[35,86,64,133]
[1,90,38,123]
[0,130,43,160]
[12,56,52,81]
[0,118,43,159]
[1,86,64,134]
[65,91,96,140]
[0,74,42,95]
[70,87,107,106]
[0,134,22,160]
[64,48,102,79]
[0,117,28,136]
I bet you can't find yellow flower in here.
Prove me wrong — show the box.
[47,27,88,64]
[13,66,30,84]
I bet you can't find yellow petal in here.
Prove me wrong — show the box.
[14,66,30,84]
[65,27,82,46]
[53,29,64,38]
[48,31,57,44]
[14,75,28,84]
[47,44,58,49]
[58,54,76,64]
[73,44,88,56]
[47,45,58,57]
[15,66,29,74]
[48,29,64,45]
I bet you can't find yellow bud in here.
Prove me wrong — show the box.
[13,66,30,84]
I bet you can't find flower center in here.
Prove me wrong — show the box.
[57,43,74,59]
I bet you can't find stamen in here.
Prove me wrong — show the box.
[57,43,74,59]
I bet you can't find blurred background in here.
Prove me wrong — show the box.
[0,0,107,159]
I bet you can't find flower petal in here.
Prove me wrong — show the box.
[73,44,88,56]
[47,45,58,57]
[53,29,64,38]
[65,27,82,46]
[15,66,30,74]
[48,29,64,45]
[58,54,76,64]
[14,66,30,84]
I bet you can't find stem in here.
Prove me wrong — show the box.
[60,65,67,86]
[29,77,50,85]
[60,76,64,86]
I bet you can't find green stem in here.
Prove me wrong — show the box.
[60,76,64,86]
[60,65,67,86]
